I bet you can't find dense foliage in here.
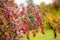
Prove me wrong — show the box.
[0,0,60,40]
[40,2,60,38]
[0,0,45,40]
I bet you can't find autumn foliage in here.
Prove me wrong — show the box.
[0,0,45,40]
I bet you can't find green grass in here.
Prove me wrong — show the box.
[22,28,60,40]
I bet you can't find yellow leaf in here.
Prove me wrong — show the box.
[0,11,3,15]
[3,18,8,25]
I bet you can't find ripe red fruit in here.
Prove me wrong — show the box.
[3,34,10,40]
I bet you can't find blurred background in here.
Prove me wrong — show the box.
[0,0,60,40]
